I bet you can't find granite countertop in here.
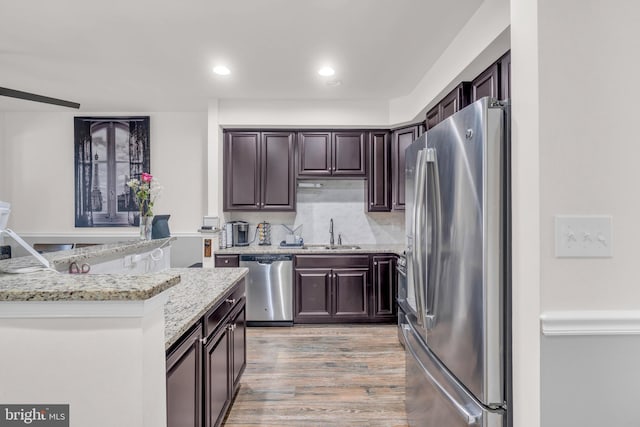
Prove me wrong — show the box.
[0,238,175,273]
[0,239,180,302]
[214,243,405,255]
[163,267,248,350]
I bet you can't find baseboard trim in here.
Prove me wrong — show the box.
[541,311,640,336]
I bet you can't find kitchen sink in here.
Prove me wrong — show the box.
[302,244,361,250]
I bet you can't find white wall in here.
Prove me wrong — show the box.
[510,0,540,425]
[389,0,511,124]
[538,0,640,311]
[2,111,207,235]
[0,113,7,203]
[534,1,640,426]
[219,99,390,128]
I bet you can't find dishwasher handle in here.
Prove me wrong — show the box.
[239,254,294,263]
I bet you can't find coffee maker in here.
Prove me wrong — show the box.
[232,221,250,246]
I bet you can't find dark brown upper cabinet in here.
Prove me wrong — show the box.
[425,106,440,131]
[471,62,500,102]
[297,132,332,176]
[472,50,511,103]
[441,82,471,122]
[298,131,366,177]
[499,50,511,100]
[425,82,472,130]
[223,131,295,211]
[391,124,423,211]
[366,131,391,212]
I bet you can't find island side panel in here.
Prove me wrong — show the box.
[0,295,167,427]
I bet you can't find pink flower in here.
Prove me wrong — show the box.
[140,172,153,183]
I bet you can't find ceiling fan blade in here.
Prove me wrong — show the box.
[0,87,80,109]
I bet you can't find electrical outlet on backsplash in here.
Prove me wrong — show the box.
[226,180,405,247]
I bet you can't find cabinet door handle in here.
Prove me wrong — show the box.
[224,259,229,264]
[374,262,378,266]
[225,298,236,304]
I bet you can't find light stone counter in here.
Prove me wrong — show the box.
[214,243,405,255]
[163,267,248,350]
[0,237,174,273]
[0,238,179,301]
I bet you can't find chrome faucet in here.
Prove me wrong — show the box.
[329,218,334,246]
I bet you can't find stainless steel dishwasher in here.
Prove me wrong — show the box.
[239,254,293,325]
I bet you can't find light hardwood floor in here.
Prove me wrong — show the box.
[223,324,408,427]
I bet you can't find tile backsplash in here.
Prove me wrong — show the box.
[226,180,405,247]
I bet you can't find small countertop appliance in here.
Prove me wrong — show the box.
[232,221,250,246]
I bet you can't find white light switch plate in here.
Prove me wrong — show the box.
[555,215,613,258]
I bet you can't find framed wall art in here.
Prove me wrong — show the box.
[74,116,150,227]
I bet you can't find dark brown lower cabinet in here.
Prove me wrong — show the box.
[294,268,334,322]
[334,268,369,318]
[294,254,395,323]
[166,325,203,427]
[294,255,369,323]
[204,303,246,427]
[205,326,229,427]
[372,255,397,320]
[167,281,246,427]
[230,305,246,391]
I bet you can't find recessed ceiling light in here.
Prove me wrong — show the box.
[213,66,231,75]
[318,67,335,77]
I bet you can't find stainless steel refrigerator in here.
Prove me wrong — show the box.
[398,97,511,427]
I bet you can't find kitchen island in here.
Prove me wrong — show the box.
[0,239,247,427]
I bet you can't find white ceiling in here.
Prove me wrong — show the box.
[0,0,482,112]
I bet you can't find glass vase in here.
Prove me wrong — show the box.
[139,216,153,240]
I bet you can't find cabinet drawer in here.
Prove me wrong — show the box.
[215,254,239,268]
[204,280,246,338]
[294,255,369,269]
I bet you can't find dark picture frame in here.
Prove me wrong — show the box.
[74,116,150,227]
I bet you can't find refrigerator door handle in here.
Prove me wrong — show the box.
[402,322,481,425]
[424,147,441,330]
[413,149,427,329]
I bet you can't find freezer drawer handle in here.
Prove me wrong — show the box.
[402,324,481,425]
